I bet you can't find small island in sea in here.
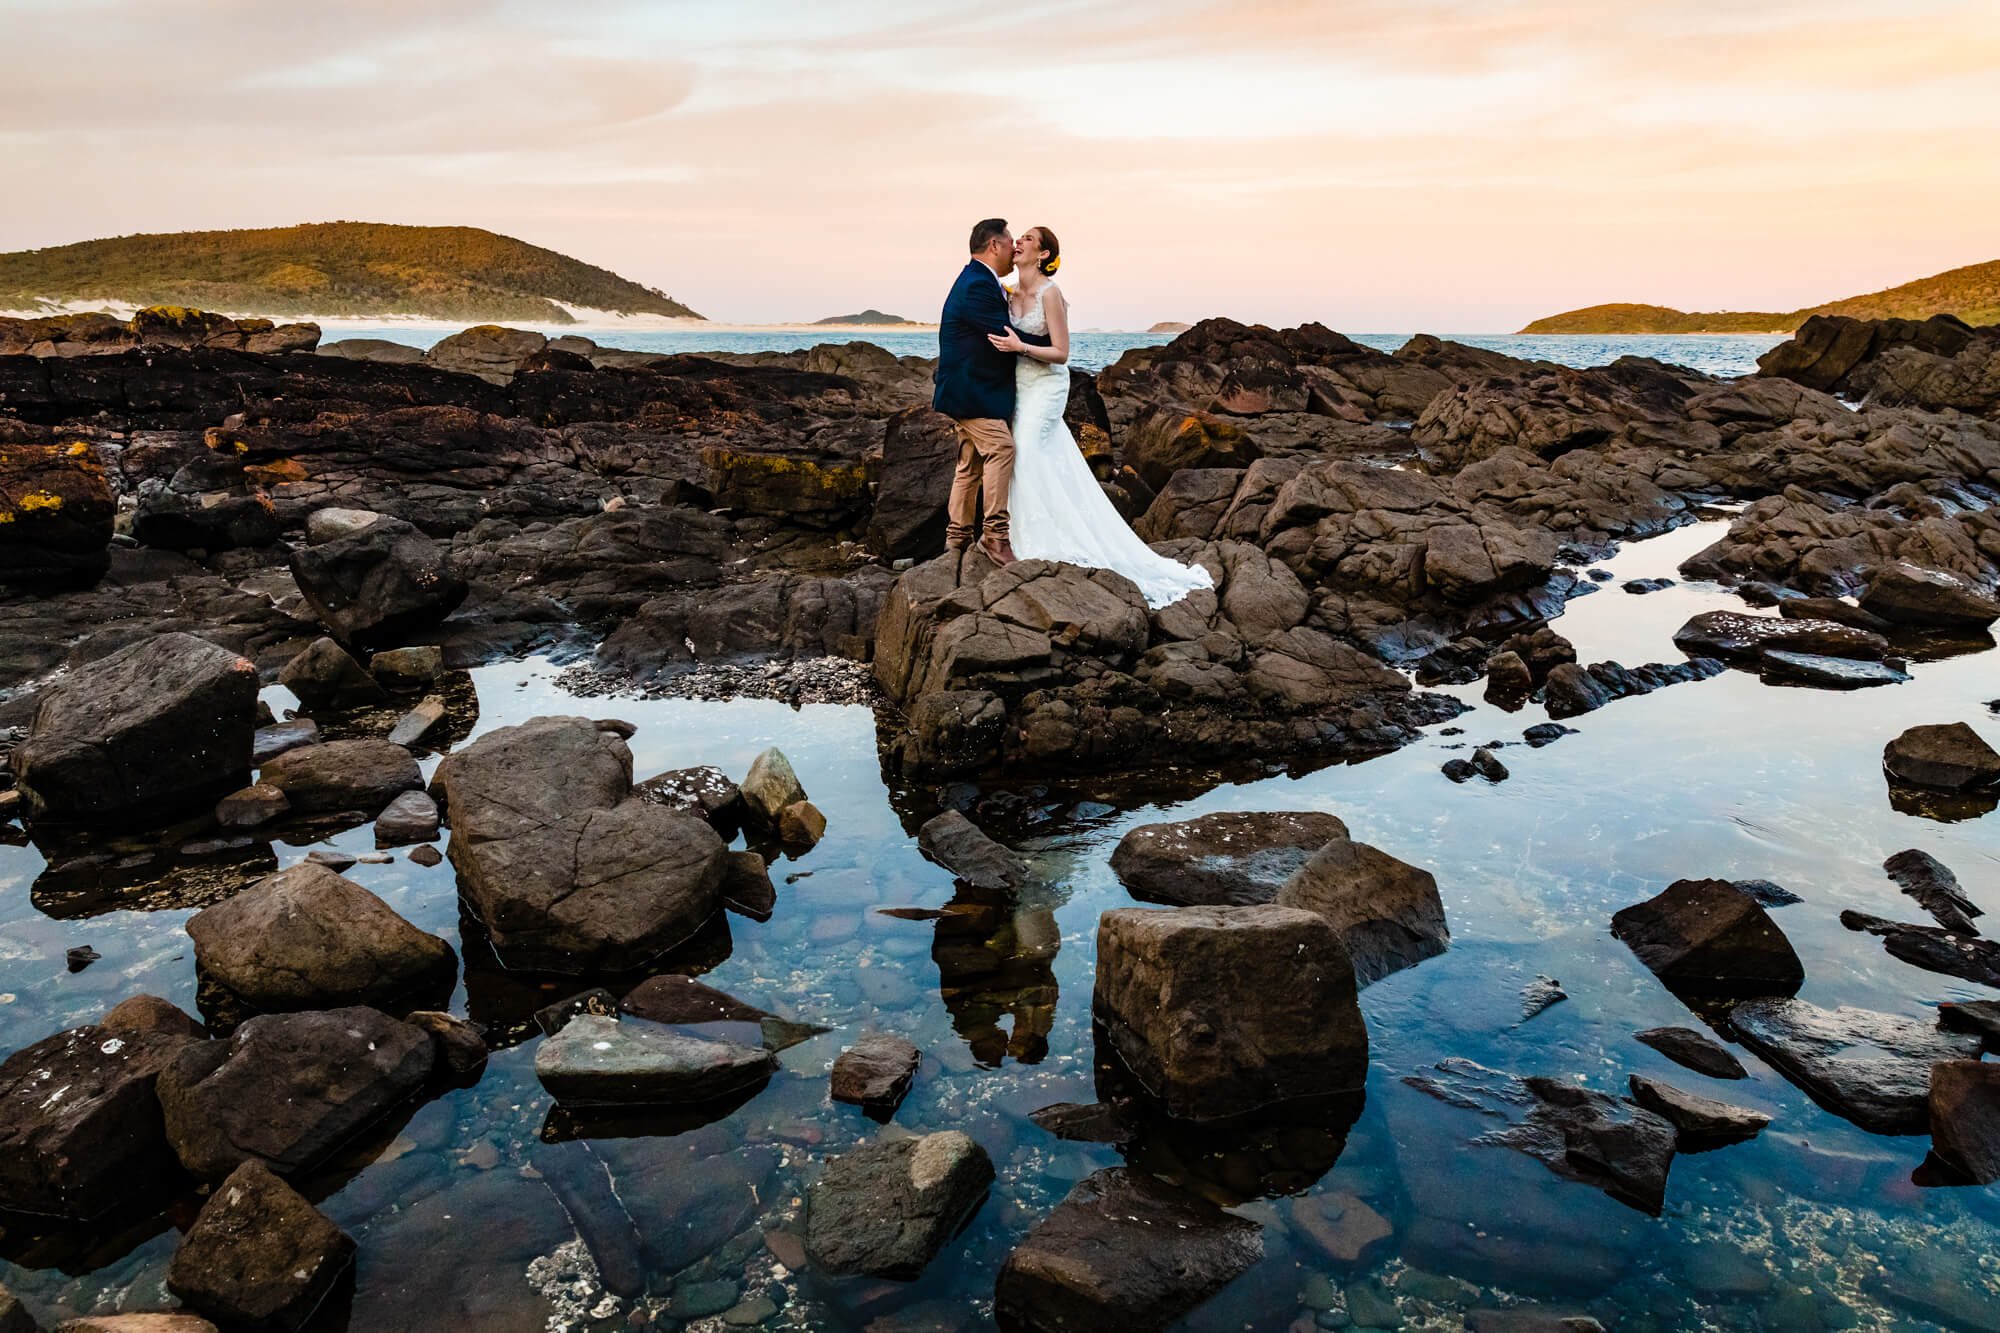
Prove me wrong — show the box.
[1149,320,1193,333]
[812,309,916,326]
[1523,256,1999,334]
[0,221,700,325]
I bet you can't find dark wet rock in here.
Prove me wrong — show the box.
[0,1283,36,1333]
[1939,999,2000,1051]
[1634,1026,1747,1080]
[0,438,115,588]
[993,1167,1262,1333]
[866,406,959,560]
[1094,904,1366,1121]
[1731,877,1803,908]
[532,1140,645,1300]
[215,783,289,829]
[289,515,467,651]
[1522,723,1575,747]
[1883,722,2000,791]
[1542,657,1725,720]
[720,849,776,920]
[252,720,320,765]
[1928,1060,2000,1184]
[367,645,442,691]
[1883,848,1982,933]
[1483,649,1534,703]
[167,1159,354,1332]
[276,636,386,710]
[1622,577,1673,594]
[1858,560,2000,630]
[384,696,445,749]
[64,944,100,971]
[53,1316,218,1332]
[157,1005,433,1179]
[258,737,422,815]
[1109,810,1347,907]
[1519,976,1567,1023]
[805,1131,994,1279]
[1467,1312,1606,1333]
[1275,829,1448,986]
[535,1014,775,1108]
[1779,596,1893,632]
[13,632,257,822]
[0,1021,201,1219]
[1627,1075,1769,1143]
[1469,747,1510,781]
[896,688,1008,778]
[404,1010,487,1081]
[102,994,207,1039]
[1442,757,1477,783]
[1290,1191,1393,1269]
[1126,407,1262,490]
[431,716,726,973]
[740,745,806,829]
[1840,910,2000,987]
[619,974,826,1051]
[407,844,442,867]
[373,789,439,846]
[1671,610,1887,663]
[1727,996,1982,1134]
[1027,1102,1134,1146]
[918,810,1031,891]
[1757,650,1909,689]
[186,861,454,1012]
[777,798,826,848]
[1610,878,1803,998]
[634,765,743,831]
[831,1034,921,1113]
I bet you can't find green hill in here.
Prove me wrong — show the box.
[1521,259,2000,334]
[0,222,701,324]
[813,309,915,325]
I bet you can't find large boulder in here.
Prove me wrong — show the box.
[277,637,386,710]
[804,1132,994,1278]
[12,633,257,822]
[993,1167,1262,1332]
[432,717,727,972]
[1609,879,1803,998]
[1109,810,1348,907]
[1928,1060,2000,1184]
[866,407,959,559]
[1275,830,1449,986]
[157,1006,433,1179]
[1093,904,1367,1121]
[1671,610,1888,663]
[0,439,114,587]
[0,1021,202,1219]
[423,324,547,383]
[1882,722,2000,791]
[1125,407,1262,490]
[1728,997,1982,1134]
[166,1160,355,1332]
[535,1014,774,1107]
[186,862,455,1013]
[1858,561,2000,629]
[288,515,467,651]
[257,738,423,815]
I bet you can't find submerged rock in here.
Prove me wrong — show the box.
[831,1034,921,1114]
[186,861,454,1013]
[1634,1026,1747,1080]
[917,810,1031,891]
[167,1159,355,1332]
[1627,1075,1769,1143]
[1275,831,1449,986]
[993,1167,1262,1332]
[13,633,257,822]
[1727,997,1982,1134]
[1109,810,1347,907]
[1610,879,1803,998]
[1757,650,1909,689]
[1883,722,2000,791]
[534,1014,775,1108]
[1093,904,1366,1121]
[1840,910,2000,988]
[0,1021,202,1219]
[1927,1060,2000,1184]
[157,1006,434,1179]
[1938,999,2000,1051]
[805,1132,994,1278]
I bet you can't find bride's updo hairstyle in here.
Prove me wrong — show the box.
[1030,226,1061,276]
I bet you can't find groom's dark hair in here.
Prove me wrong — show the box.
[968,218,1008,254]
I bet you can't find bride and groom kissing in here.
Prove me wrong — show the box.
[932,218,1211,609]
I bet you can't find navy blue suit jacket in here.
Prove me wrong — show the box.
[932,260,1048,421]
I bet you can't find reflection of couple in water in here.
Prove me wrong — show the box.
[931,875,1061,1066]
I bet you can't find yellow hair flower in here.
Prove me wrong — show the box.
[1045,256,1061,274]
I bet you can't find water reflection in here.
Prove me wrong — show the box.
[930,881,1060,1067]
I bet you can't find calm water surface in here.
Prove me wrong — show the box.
[2,518,1997,1330]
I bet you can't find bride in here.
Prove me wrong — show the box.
[987,227,1213,609]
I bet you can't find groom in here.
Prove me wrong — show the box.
[933,217,1044,565]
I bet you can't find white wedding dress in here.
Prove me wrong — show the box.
[1008,284,1213,608]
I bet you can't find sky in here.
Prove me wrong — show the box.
[2,0,1997,331]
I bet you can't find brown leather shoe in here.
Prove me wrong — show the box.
[944,537,969,553]
[979,535,1017,565]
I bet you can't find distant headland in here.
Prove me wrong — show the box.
[812,309,915,326]
[0,221,701,325]
[1522,258,2000,334]
[1148,321,1193,333]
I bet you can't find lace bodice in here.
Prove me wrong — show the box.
[1011,283,1063,372]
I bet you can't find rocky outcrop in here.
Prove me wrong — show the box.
[289,515,467,650]
[535,1014,775,1107]
[1671,610,1887,663]
[1275,827,1449,985]
[431,716,726,972]
[1093,904,1367,1121]
[1108,810,1347,907]
[0,1020,203,1218]
[0,309,317,359]
[422,325,547,383]
[1727,997,1982,1133]
[1627,1075,1769,1143]
[185,862,455,1013]
[12,632,257,822]
[865,406,959,559]
[166,1160,355,1332]
[157,1006,433,1179]
[1759,313,2000,415]
[1610,879,1803,998]
[805,1132,994,1279]
[0,438,114,587]
[993,1167,1262,1332]
[1928,1060,2000,1184]
[1859,561,2000,629]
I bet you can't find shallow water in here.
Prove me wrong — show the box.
[3,518,1998,1330]
[323,325,1788,378]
